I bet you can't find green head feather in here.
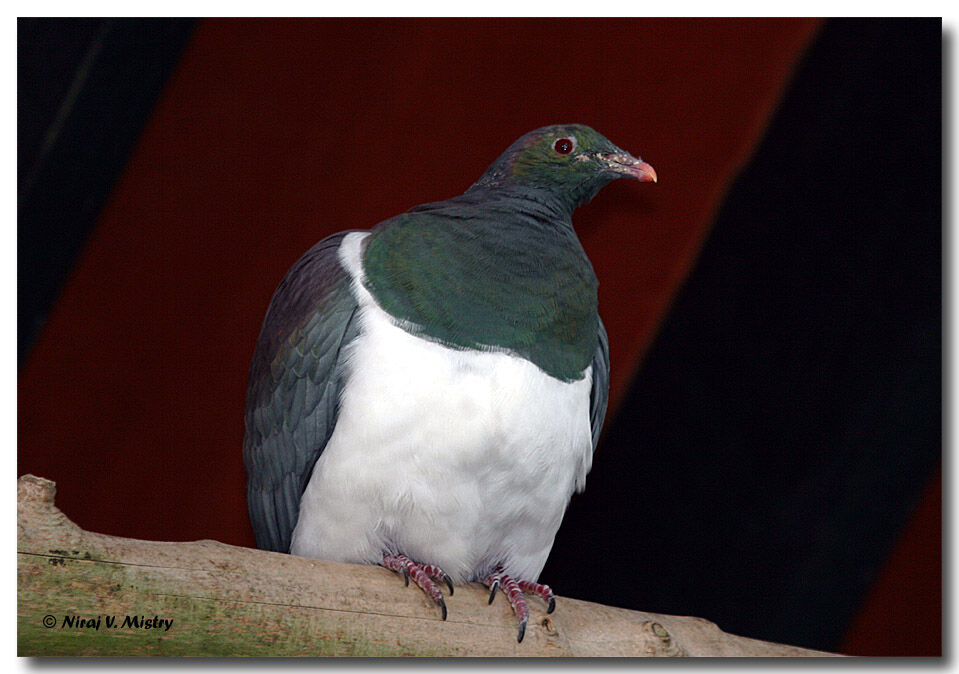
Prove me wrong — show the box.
[468,124,654,213]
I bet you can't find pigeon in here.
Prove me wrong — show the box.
[243,124,656,642]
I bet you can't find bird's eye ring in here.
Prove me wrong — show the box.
[553,137,575,155]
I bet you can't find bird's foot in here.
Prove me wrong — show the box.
[382,553,453,620]
[483,569,556,643]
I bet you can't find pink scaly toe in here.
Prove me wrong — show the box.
[517,579,556,614]
[383,553,453,620]
[483,568,556,642]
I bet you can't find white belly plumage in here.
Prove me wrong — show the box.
[290,232,594,582]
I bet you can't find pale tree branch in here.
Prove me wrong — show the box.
[17,474,837,657]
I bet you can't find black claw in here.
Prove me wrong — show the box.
[517,617,527,643]
[444,574,454,596]
[547,596,556,614]
[488,580,499,604]
[439,596,448,621]
[402,565,410,587]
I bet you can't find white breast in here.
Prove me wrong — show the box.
[289,232,594,582]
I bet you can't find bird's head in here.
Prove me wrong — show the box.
[468,124,656,211]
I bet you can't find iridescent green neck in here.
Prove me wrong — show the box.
[361,194,598,382]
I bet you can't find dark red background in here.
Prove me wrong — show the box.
[18,18,940,655]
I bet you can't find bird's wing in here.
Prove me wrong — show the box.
[243,231,362,552]
[588,318,611,451]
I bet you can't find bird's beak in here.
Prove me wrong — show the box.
[600,152,658,183]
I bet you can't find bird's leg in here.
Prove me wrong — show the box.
[382,553,453,620]
[483,569,555,643]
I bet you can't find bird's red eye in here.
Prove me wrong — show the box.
[553,137,575,155]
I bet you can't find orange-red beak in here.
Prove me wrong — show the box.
[601,152,658,182]
[625,160,657,183]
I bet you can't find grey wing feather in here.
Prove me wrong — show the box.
[588,318,611,451]
[243,231,361,552]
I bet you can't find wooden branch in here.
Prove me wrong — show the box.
[18,474,837,657]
